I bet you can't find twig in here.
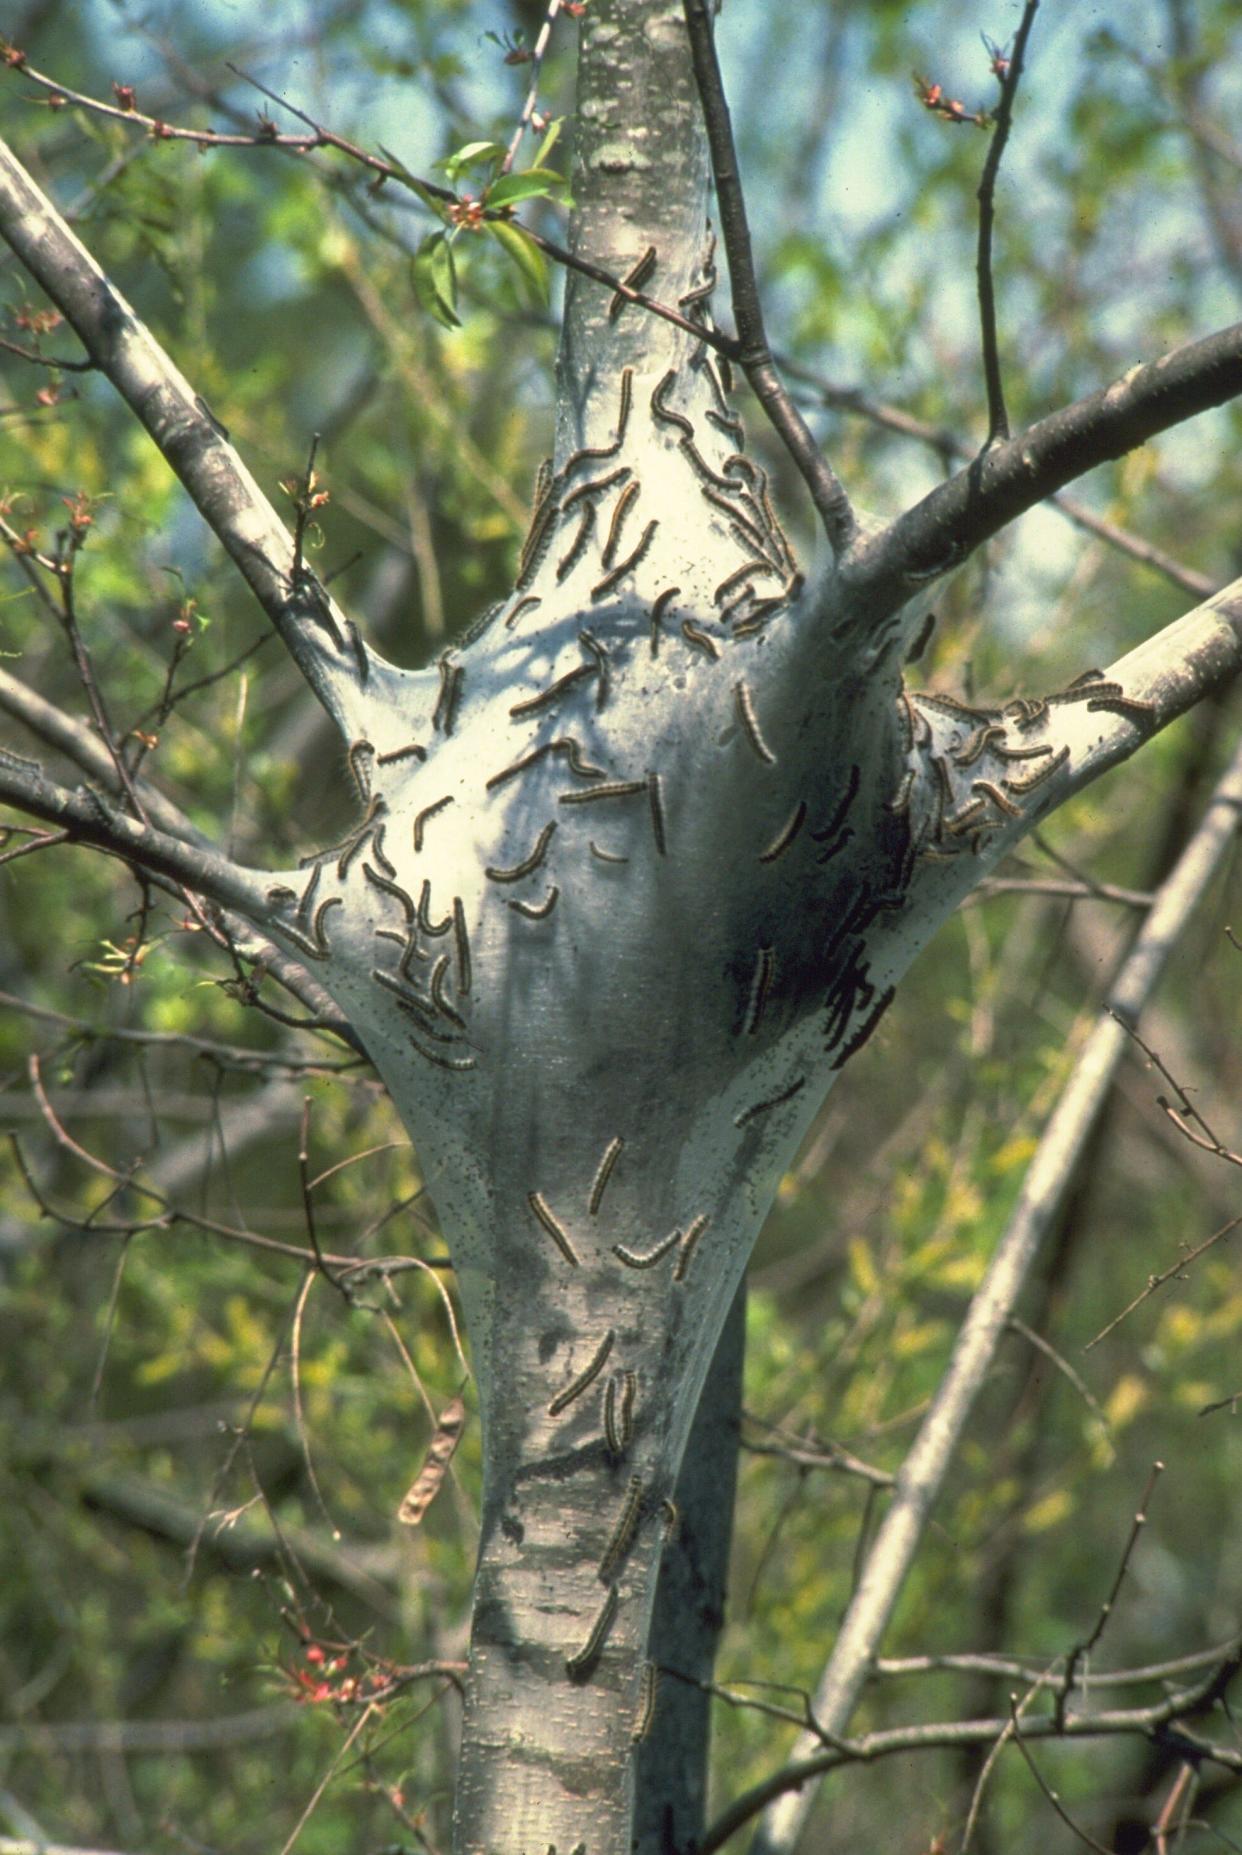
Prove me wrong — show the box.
[0,988,354,1071]
[697,1646,1242,1853]
[0,330,95,371]
[1118,1018,1242,1164]
[0,136,370,740]
[1008,1697,1116,1855]
[297,1095,348,1300]
[290,1268,340,1535]
[863,318,1242,598]
[500,0,565,174]
[1005,1315,1108,1429]
[1083,1208,1242,1351]
[964,875,1152,909]
[276,1701,378,1855]
[680,0,856,556]
[960,1663,1063,1855]
[975,4,1040,449]
[1056,1461,1164,1724]
[4,62,738,371]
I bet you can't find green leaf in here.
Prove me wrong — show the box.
[532,118,563,170]
[485,220,549,305]
[437,139,505,183]
[485,168,570,211]
[412,231,461,329]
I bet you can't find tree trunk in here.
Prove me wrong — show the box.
[634,1282,745,1853]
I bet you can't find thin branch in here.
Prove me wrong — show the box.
[874,1640,1242,1689]
[745,729,1242,1855]
[528,222,740,357]
[4,51,450,189]
[783,356,1218,600]
[741,1414,894,1490]
[4,59,738,371]
[1083,1208,1242,1351]
[0,681,352,1033]
[1057,1461,1165,1724]
[975,3,1040,448]
[1008,1698,1116,1855]
[964,875,1152,909]
[1119,1018,1242,1164]
[0,752,272,922]
[0,136,375,740]
[700,1644,1242,1853]
[0,987,355,1073]
[855,319,1242,602]
[0,1706,296,1755]
[0,329,95,371]
[1005,1314,1108,1429]
[276,1701,378,1855]
[500,0,565,175]
[680,0,856,556]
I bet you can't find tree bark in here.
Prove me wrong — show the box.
[634,1282,745,1854]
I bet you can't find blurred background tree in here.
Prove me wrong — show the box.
[1,1,1239,1850]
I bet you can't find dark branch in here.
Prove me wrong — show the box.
[781,355,1217,598]
[975,1,1041,448]
[854,319,1242,607]
[680,0,856,556]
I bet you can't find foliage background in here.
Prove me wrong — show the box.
[1,1,1240,1849]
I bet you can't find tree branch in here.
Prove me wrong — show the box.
[782,356,1217,600]
[975,2,1040,448]
[745,729,1242,1855]
[0,754,272,924]
[0,136,386,743]
[854,320,1242,605]
[680,0,856,556]
[0,670,352,1035]
[710,1643,1242,1852]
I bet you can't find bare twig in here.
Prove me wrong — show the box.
[783,357,1218,600]
[500,0,566,175]
[680,0,856,556]
[965,875,1152,909]
[1119,1018,1242,1165]
[975,3,1040,448]
[297,1095,348,1299]
[1008,1697,1116,1855]
[856,319,1242,601]
[1005,1315,1108,1429]
[1083,1208,1242,1351]
[0,987,354,1072]
[698,1641,1242,1853]
[1057,1461,1164,1724]
[0,330,95,371]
